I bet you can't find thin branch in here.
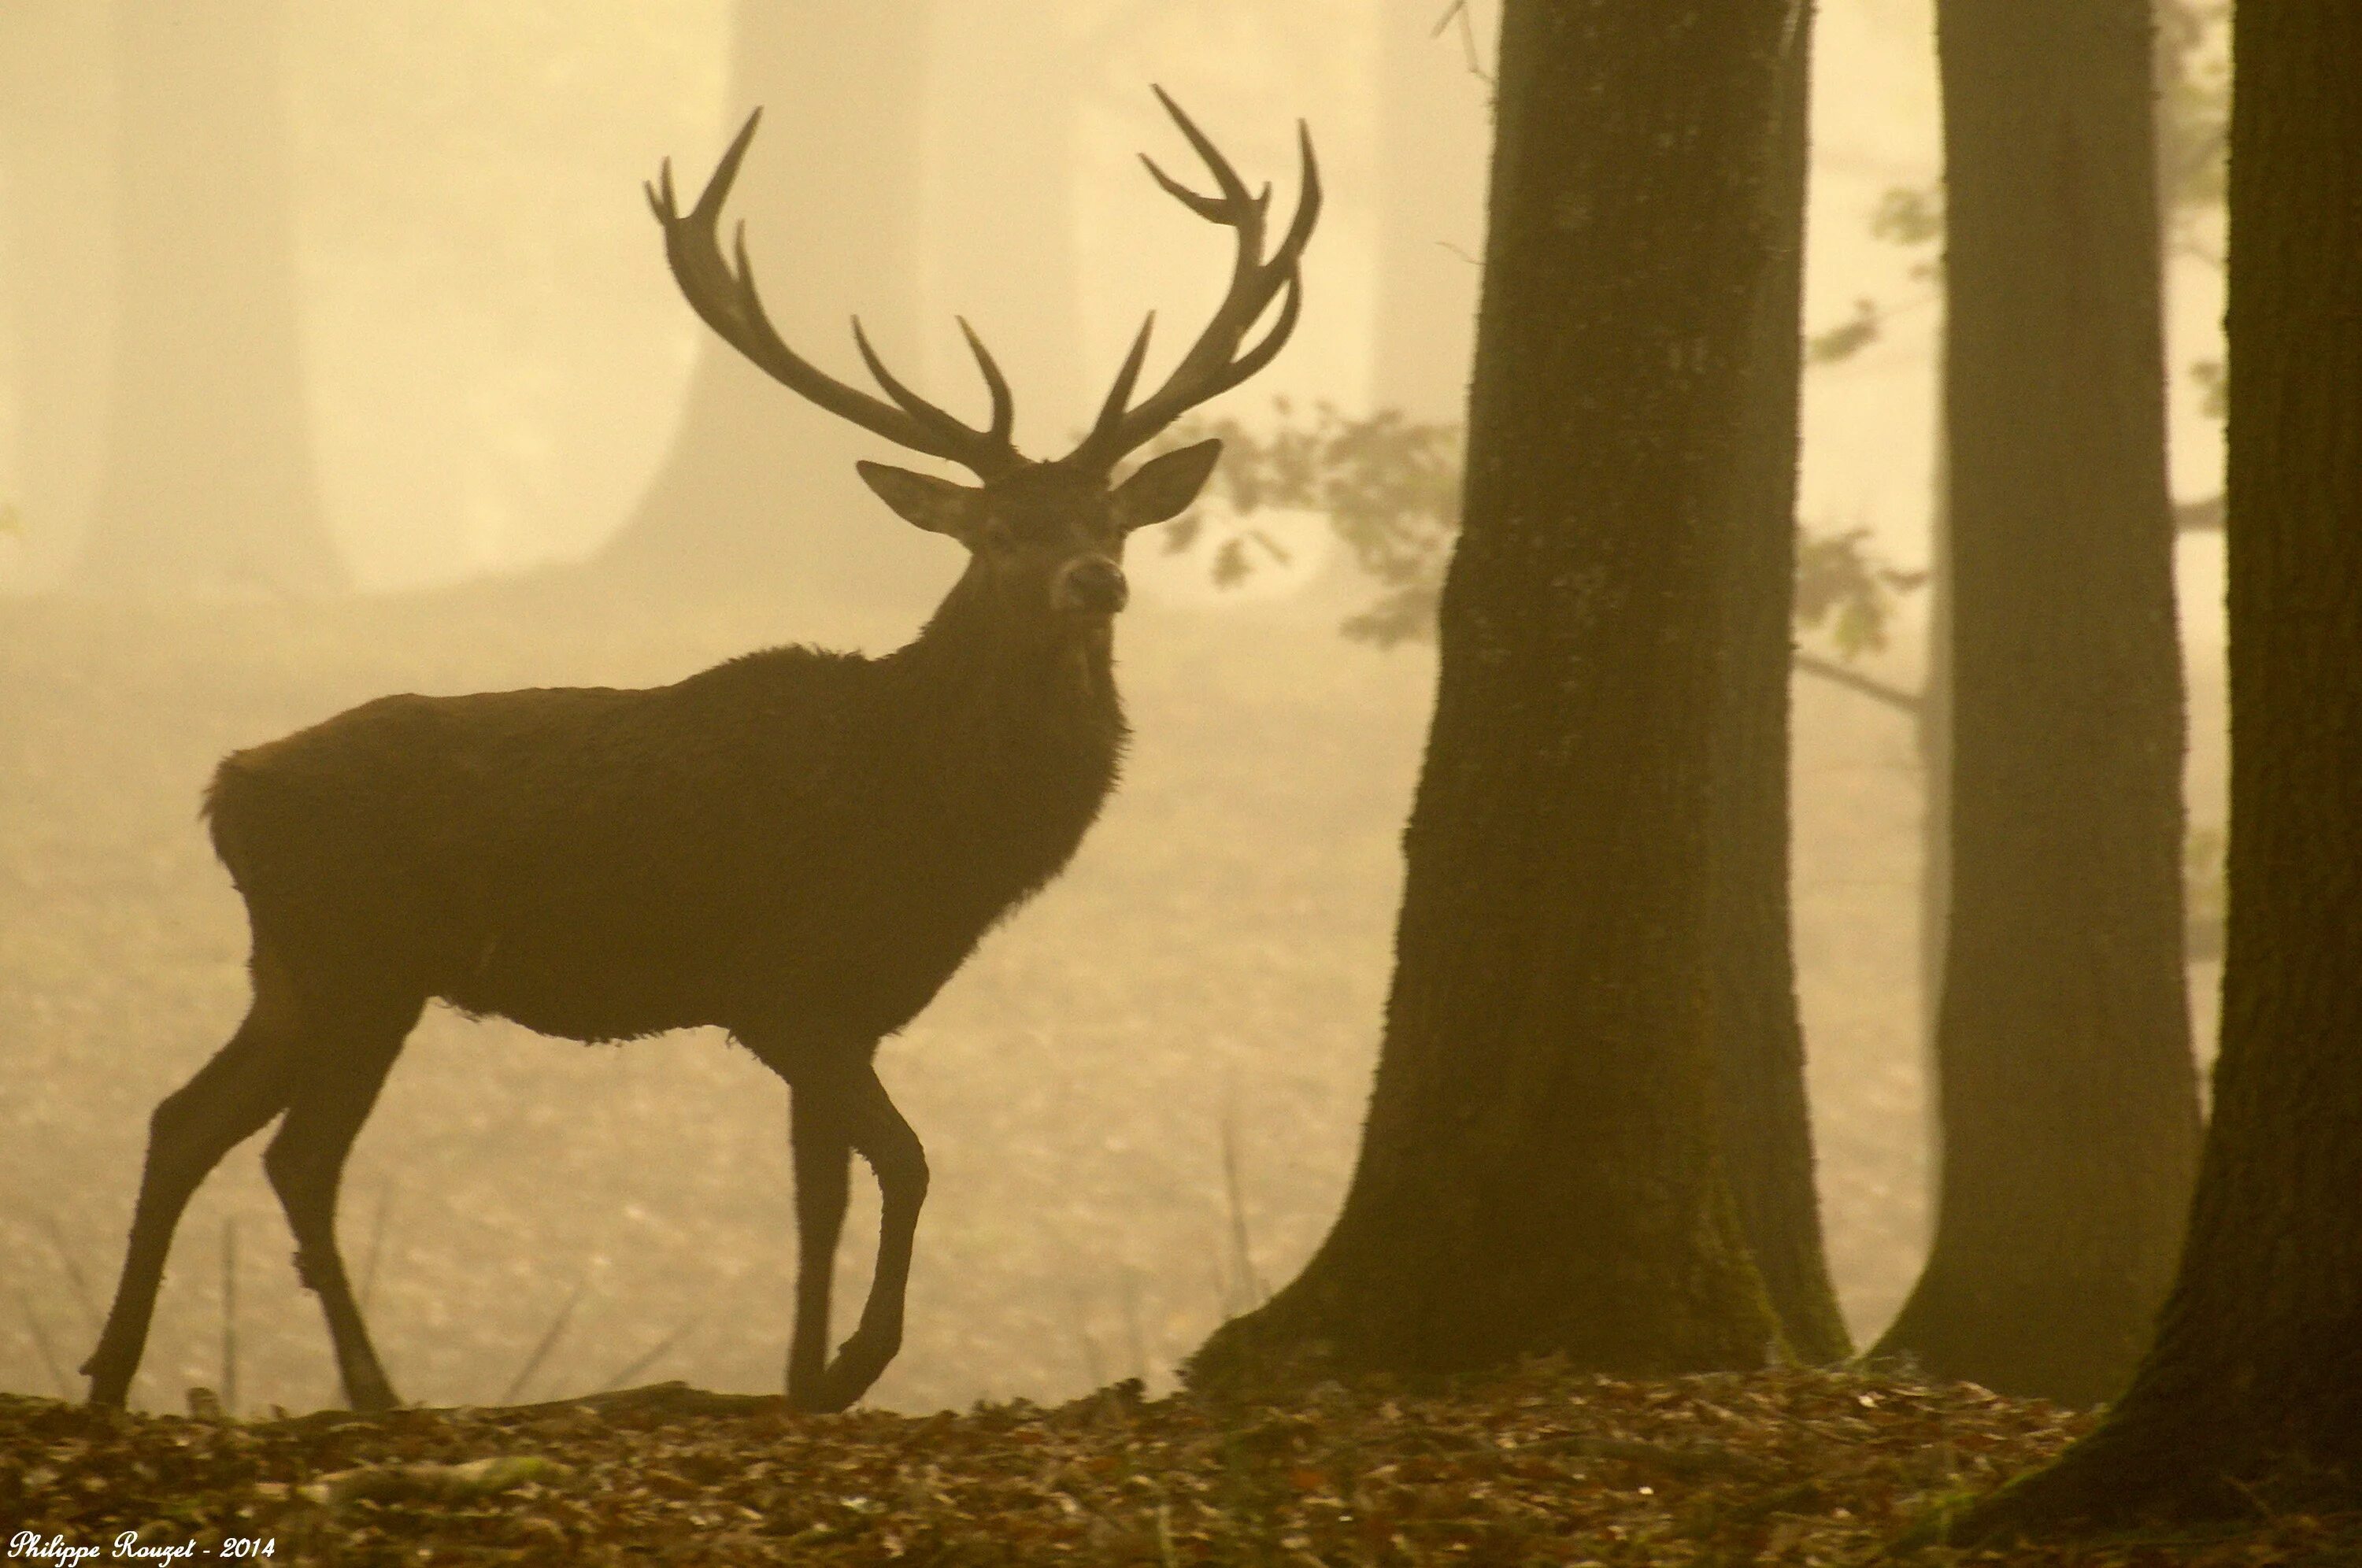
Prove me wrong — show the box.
[16,1290,71,1399]
[1219,1095,1264,1313]
[357,1184,394,1316]
[595,1313,704,1394]
[1794,650,1924,716]
[499,1278,587,1405]
[1431,1,1493,86]
[220,1218,239,1419]
[37,1213,100,1336]
[2175,493,2225,532]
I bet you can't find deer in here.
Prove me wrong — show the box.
[80,87,1318,1416]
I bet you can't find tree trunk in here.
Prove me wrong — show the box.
[0,2,116,592]
[1871,0,2201,1407]
[594,1,949,612]
[1952,1,2362,1533]
[1369,0,1493,422]
[73,0,344,596]
[1190,0,1801,1393]
[1708,2,1852,1368]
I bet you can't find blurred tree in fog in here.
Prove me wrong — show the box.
[1193,0,1816,1390]
[0,2,115,590]
[1868,0,2201,1407]
[594,1,949,609]
[68,0,346,596]
[924,0,1080,438]
[1951,2,2362,1534]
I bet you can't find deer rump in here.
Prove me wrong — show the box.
[203,645,1124,1051]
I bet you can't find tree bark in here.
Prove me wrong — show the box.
[593,1,950,612]
[73,0,345,597]
[1190,0,1802,1393]
[1871,0,2201,1407]
[1950,0,2362,1533]
[1708,2,1852,1368]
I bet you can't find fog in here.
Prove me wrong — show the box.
[1,1,2227,1415]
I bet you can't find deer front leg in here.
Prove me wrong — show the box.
[786,1073,853,1410]
[787,1058,928,1414]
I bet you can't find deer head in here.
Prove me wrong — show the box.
[646,87,1320,621]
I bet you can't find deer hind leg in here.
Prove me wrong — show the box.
[83,942,304,1406]
[261,991,420,1412]
[793,1059,928,1414]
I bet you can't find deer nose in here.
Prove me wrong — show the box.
[1054,555,1129,615]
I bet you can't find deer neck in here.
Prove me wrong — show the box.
[898,564,1126,767]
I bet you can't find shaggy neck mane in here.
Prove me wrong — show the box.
[889,560,1127,783]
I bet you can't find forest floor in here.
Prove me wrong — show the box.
[6,1362,2356,1566]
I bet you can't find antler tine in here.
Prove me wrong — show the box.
[1088,314,1159,438]
[851,317,968,438]
[650,109,1023,478]
[1065,93,1321,471]
[957,317,1015,449]
[1150,83,1254,206]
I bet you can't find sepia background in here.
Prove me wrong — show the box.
[0,0,2228,1415]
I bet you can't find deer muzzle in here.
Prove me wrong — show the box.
[1053,555,1129,616]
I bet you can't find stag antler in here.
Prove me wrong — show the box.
[648,109,1024,480]
[1064,87,1322,472]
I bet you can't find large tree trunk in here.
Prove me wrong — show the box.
[1708,3,1851,1367]
[0,2,116,592]
[1368,0,1492,422]
[1953,2,2362,1534]
[594,2,948,612]
[73,0,344,596]
[1189,0,1803,1392]
[1871,0,2201,1407]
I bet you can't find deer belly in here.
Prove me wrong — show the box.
[433,915,733,1044]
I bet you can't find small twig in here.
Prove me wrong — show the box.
[1120,1269,1151,1384]
[1219,1095,1264,1313]
[37,1214,100,1336]
[358,1183,394,1315]
[499,1278,587,1405]
[1069,1284,1107,1388]
[1430,1,1494,86]
[596,1313,704,1393]
[16,1290,72,1399]
[1794,650,1923,717]
[221,1217,239,1418]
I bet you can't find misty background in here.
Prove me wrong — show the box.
[0,0,2228,1415]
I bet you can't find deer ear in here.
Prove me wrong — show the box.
[857,462,978,538]
[1113,439,1224,531]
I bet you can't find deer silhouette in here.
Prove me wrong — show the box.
[80,87,1317,1415]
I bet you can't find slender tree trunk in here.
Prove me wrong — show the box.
[1871,0,2201,1407]
[74,0,344,596]
[594,2,946,611]
[1369,0,1493,422]
[1709,1,1851,1367]
[0,2,116,592]
[1953,2,2362,1533]
[1190,0,1801,1393]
